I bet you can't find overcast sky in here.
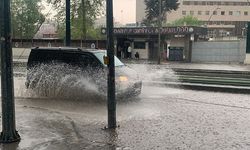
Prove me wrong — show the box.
[113,0,136,24]
[42,0,136,24]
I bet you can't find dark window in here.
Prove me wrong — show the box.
[80,54,100,68]
[229,11,233,15]
[61,53,82,66]
[183,1,190,5]
[28,50,61,68]
[134,42,146,49]
[244,11,248,16]
[221,11,225,15]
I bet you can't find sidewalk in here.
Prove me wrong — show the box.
[122,59,250,94]
[122,59,250,72]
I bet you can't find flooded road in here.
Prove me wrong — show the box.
[1,64,250,149]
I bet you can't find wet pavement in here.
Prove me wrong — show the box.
[1,86,250,150]
[1,57,250,149]
[122,59,250,72]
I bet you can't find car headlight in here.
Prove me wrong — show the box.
[118,76,128,82]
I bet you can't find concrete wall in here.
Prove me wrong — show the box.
[132,42,148,59]
[192,40,246,63]
[13,48,31,59]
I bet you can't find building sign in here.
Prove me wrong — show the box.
[101,26,207,35]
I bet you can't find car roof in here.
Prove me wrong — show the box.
[31,47,107,54]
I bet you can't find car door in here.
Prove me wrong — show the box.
[80,53,107,92]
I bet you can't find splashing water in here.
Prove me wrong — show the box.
[24,63,107,100]
[128,64,179,83]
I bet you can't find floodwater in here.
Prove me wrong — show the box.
[1,64,250,149]
[0,64,182,149]
[4,63,180,122]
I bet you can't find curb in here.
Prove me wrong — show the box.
[144,81,250,94]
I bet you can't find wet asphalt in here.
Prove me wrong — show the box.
[0,61,250,149]
[1,85,250,150]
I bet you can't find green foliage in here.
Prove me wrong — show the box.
[170,15,203,26]
[143,0,179,26]
[11,0,45,39]
[47,0,105,40]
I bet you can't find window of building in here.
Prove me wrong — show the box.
[244,11,248,16]
[197,1,202,5]
[190,11,194,15]
[221,11,225,15]
[205,11,210,15]
[134,42,146,49]
[198,11,202,15]
[194,1,198,5]
[201,1,206,5]
[241,2,246,6]
[213,11,217,15]
[183,1,190,5]
[229,11,233,15]
[182,11,186,15]
[235,11,241,16]
[208,2,213,5]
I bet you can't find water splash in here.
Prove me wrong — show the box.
[128,64,178,84]
[24,63,106,100]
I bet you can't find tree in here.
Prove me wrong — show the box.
[143,0,179,26]
[47,0,105,40]
[11,0,45,39]
[170,15,203,26]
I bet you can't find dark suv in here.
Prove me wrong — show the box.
[26,47,142,98]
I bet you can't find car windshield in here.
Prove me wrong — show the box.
[94,51,125,67]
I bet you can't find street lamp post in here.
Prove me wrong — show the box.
[208,7,220,22]
[0,0,21,143]
[157,0,162,64]
[66,0,71,46]
[106,0,116,129]
[206,7,220,38]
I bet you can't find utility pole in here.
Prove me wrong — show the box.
[106,0,116,129]
[81,0,86,48]
[157,0,162,64]
[0,0,21,143]
[246,22,250,53]
[66,0,71,46]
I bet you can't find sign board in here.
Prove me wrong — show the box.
[91,43,95,49]
[101,26,207,35]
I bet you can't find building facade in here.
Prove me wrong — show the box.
[136,0,250,38]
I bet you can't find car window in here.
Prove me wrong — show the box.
[61,52,82,66]
[27,50,61,68]
[80,54,100,68]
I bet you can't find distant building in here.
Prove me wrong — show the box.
[136,0,250,38]
[34,22,58,39]
[94,16,125,28]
